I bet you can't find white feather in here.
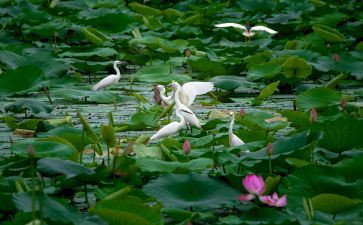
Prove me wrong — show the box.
[92,61,121,91]
[150,109,186,140]
[182,82,214,106]
[170,82,202,129]
[215,23,247,31]
[157,85,174,105]
[92,75,120,91]
[250,25,278,34]
[228,112,245,147]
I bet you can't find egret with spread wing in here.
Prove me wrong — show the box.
[228,112,245,147]
[92,60,122,91]
[168,81,214,107]
[215,23,277,41]
[169,81,202,129]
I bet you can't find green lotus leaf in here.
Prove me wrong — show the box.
[282,56,312,79]
[210,75,258,91]
[13,192,106,225]
[136,157,213,173]
[11,139,77,160]
[90,199,162,225]
[133,64,191,83]
[312,24,345,42]
[312,193,361,214]
[0,66,45,96]
[295,87,342,111]
[143,173,240,210]
[247,62,281,81]
[37,158,95,179]
[253,81,280,105]
[312,117,363,153]
[5,99,52,115]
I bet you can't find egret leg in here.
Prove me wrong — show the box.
[190,125,193,134]
[184,124,189,135]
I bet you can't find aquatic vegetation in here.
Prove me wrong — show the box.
[0,0,362,224]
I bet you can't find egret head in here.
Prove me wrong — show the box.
[156,85,165,93]
[229,111,235,116]
[168,80,179,90]
[115,60,122,65]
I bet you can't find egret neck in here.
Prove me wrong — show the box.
[113,61,121,81]
[229,113,235,134]
[174,82,189,106]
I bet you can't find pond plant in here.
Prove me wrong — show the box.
[0,0,362,225]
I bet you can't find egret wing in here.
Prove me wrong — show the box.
[229,133,244,147]
[92,75,118,90]
[182,82,214,105]
[215,23,247,30]
[150,121,180,140]
[250,26,277,34]
[179,109,201,128]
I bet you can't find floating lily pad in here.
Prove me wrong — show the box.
[143,173,240,210]
[5,99,52,115]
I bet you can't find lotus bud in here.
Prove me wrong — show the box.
[309,108,317,122]
[240,108,246,117]
[341,97,346,109]
[266,143,273,156]
[184,48,192,57]
[333,53,340,62]
[183,139,191,155]
[27,145,35,157]
[242,174,265,195]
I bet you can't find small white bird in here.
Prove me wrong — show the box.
[168,81,214,107]
[228,112,245,147]
[92,60,122,91]
[169,81,202,129]
[150,109,186,140]
[215,23,277,38]
[155,85,174,105]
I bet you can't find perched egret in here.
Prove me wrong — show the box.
[215,23,277,40]
[92,60,122,91]
[150,109,186,140]
[229,112,244,147]
[168,81,214,107]
[169,81,202,129]
[155,85,174,105]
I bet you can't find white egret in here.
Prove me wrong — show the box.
[150,109,186,140]
[229,112,244,147]
[92,60,122,91]
[155,85,174,105]
[169,81,202,129]
[215,23,277,40]
[168,81,214,107]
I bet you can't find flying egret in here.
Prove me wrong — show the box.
[169,81,202,129]
[168,81,214,107]
[92,60,122,91]
[229,112,244,147]
[150,109,186,141]
[215,23,277,41]
[155,85,174,105]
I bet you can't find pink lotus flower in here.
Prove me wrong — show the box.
[239,174,265,201]
[259,192,287,207]
[238,174,287,207]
